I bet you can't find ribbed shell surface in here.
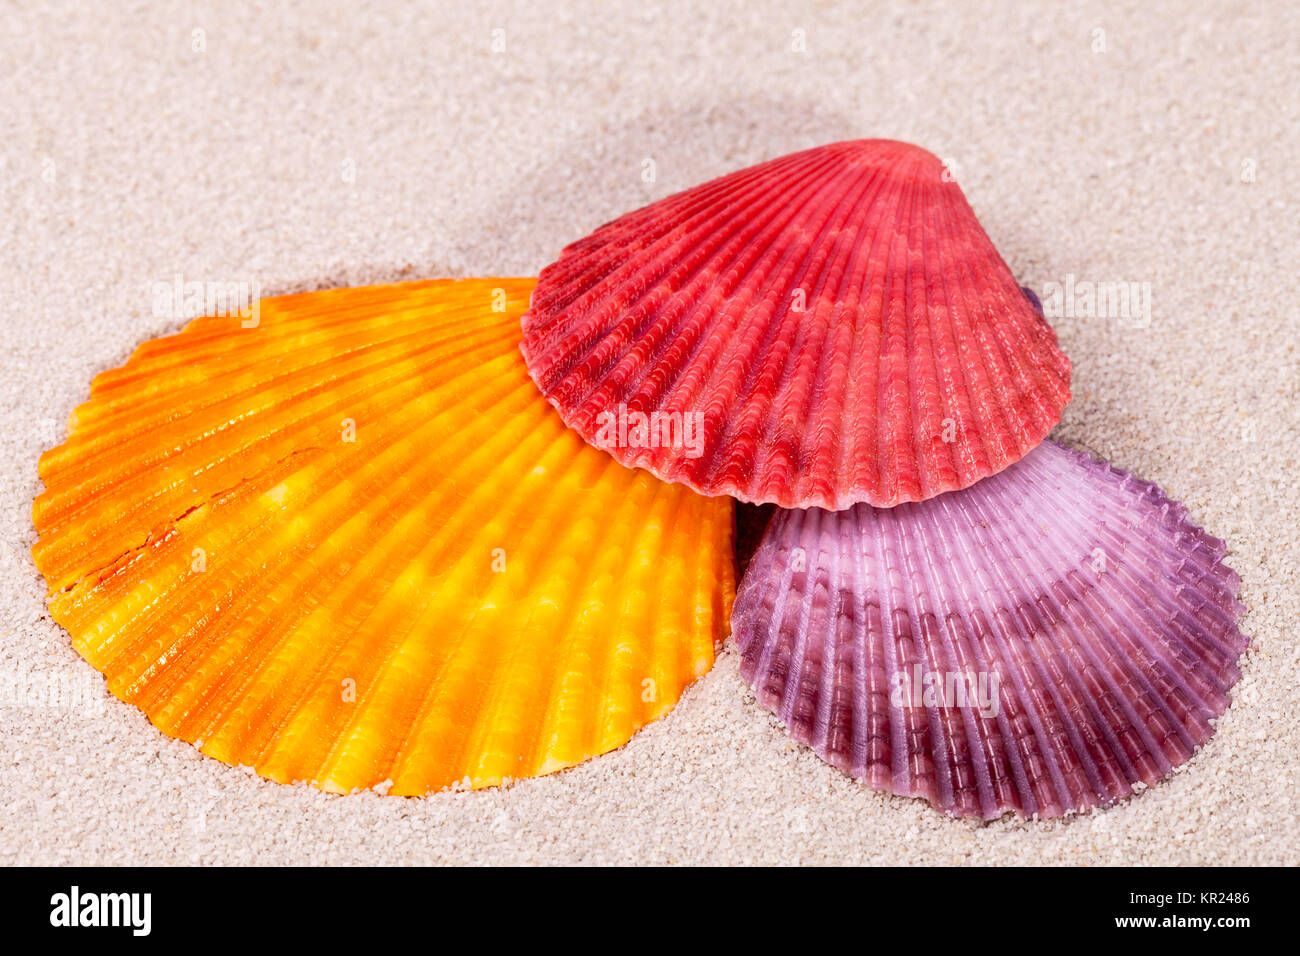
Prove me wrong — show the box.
[732,440,1246,818]
[32,278,736,795]
[522,139,1072,509]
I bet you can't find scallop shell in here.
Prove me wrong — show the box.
[522,139,1072,510]
[732,440,1246,818]
[33,278,735,795]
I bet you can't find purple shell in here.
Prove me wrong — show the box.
[732,440,1247,819]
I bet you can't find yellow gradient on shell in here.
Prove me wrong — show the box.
[32,278,735,794]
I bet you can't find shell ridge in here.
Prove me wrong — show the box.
[367,390,593,788]
[834,162,919,506]
[987,459,1160,800]
[100,448,336,691]
[423,428,617,785]
[192,370,544,775]
[925,485,1088,815]
[749,509,808,710]
[899,166,938,503]
[44,321,515,512]
[779,507,825,735]
[539,146,836,309]
[911,168,969,494]
[313,395,563,787]
[875,506,930,797]
[920,193,988,490]
[516,460,646,774]
[598,166,830,479]
[521,141,1072,507]
[769,159,903,504]
[733,441,1247,817]
[1031,446,1243,700]
[810,506,844,759]
[37,338,511,588]
[929,182,1026,474]
[867,506,909,795]
[594,157,849,425]
[89,284,507,410]
[526,149,844,363]
[36,321,521,584]
[126,467,354,748]
[738,159,888,502]
[844,503,872,777]
[586,464,691,756]
[52,306,509,465]
[650,156,872,486]
[35,278,735,794]
[921,500,1037,816]
[854,505,893,790]
[968,463,1158,803]
[531,150,848,426]
[872,166,923,508]
[892,508,963,810]
[909,502,1004,817]
[1046,492,1241,727]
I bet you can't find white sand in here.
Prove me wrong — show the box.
[2,0,1297,865]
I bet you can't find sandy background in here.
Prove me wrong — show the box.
[3,0,1297,865]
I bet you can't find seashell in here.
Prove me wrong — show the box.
[732,440,1246,818]
[32,278,735,795]
[521,139,1071,510]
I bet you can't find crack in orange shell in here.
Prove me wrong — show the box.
[32,278,736,794]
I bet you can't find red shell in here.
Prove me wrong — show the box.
[521,140,1071,509]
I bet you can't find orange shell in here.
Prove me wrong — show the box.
[33,278,735,794]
